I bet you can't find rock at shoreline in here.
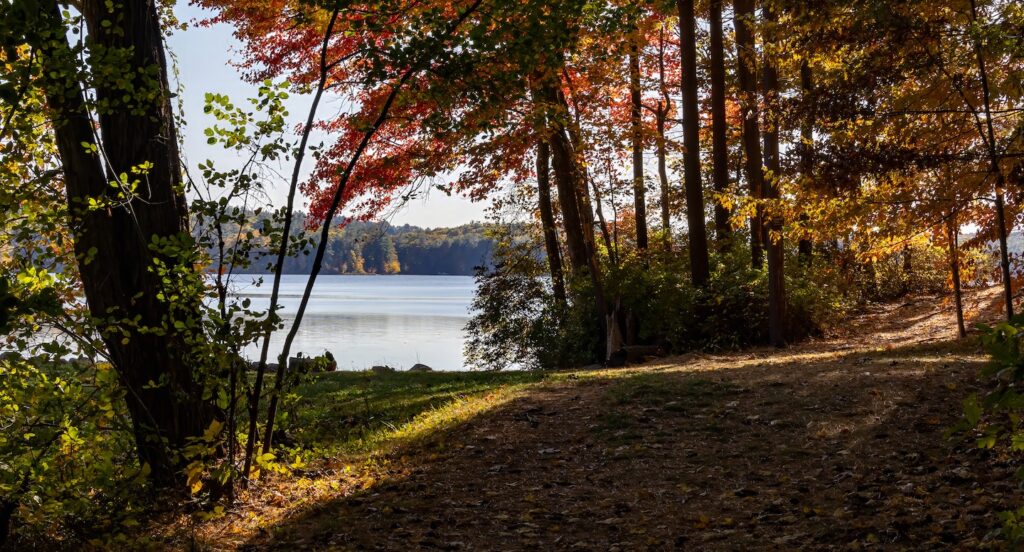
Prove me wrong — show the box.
[371,365,396,374]
[247,361,279,372]
[408,363,433,372]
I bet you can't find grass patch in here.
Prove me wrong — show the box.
[281,370,547,458]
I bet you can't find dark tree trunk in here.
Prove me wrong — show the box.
[560,91,603,265]
[547,125,589,273]
[655,28,673,241]
[34,0,214,488]
[549,123,615,358]
[541,81,620,360]
[797,60,814,266]
[656,107,672,235]
[677,0,710,286]
[733,0,765,269]
[537,140,566,306]
[761,2,786,347]
[709,0,731,242]
[994,188,1013,319]
[629,34,648,251]
[948,215,966,338]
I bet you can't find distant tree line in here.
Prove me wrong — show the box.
[198,213,494,276]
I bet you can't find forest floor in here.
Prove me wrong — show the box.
[182,286,1023,550]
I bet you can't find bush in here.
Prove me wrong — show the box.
[467,230,854,368]
[0,357,147,548]
[957,317,1024,546]
[464,231,597,371]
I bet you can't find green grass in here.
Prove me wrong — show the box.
[279,370,548,458]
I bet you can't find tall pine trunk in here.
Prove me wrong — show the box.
[34,0,214,488]
[677,0,710,286]
[629,32,648,251]
[709,0,731,242]
[733,0,765,269]
[761,2,786,347]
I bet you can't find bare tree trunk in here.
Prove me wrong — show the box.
[761,2,786,347]
[260,0,485,454]
[629,32,648,251]
[35,0,214,488]
[709,0,731,242]
[543,78,624,360]
[677,0,710,286]
[797,60,814,266]
[246,7,340,480]
[733,0,765,269]
[536,140,566,306]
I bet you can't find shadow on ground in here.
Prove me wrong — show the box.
[237,329,1017,550]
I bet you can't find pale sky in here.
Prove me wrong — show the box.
[166,5,488,228]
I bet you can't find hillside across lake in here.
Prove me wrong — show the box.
[200,216,494,276]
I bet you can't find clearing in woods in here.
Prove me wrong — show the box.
[194,288,1016,550]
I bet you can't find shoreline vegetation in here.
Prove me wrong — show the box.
[197,216,494,276]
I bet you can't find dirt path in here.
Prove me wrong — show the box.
[239,289,1019,550]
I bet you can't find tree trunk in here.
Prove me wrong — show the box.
[655,28,673,241]
[733,0,765,269]
[656,107,672,236]
[629,33,648,251]
[761,2,786,347]
[797,60,814,266]
[245,7,340,480]
[968,0,1013,321]
[547,125,589,273]
[536,140,567,306]
[541,81,619,360]
[34,0,214,488]
[948,215,966,338]
[994,187,1013,320]
[709,0,731,242]
[677,0,710,286]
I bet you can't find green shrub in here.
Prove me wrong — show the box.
[957,317,1024,545]
[467,230,855,367]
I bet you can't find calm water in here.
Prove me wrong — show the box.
[234,274,476,371]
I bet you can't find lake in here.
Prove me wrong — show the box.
[234,274,476,371]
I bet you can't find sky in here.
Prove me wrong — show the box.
[165,5,488,229]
